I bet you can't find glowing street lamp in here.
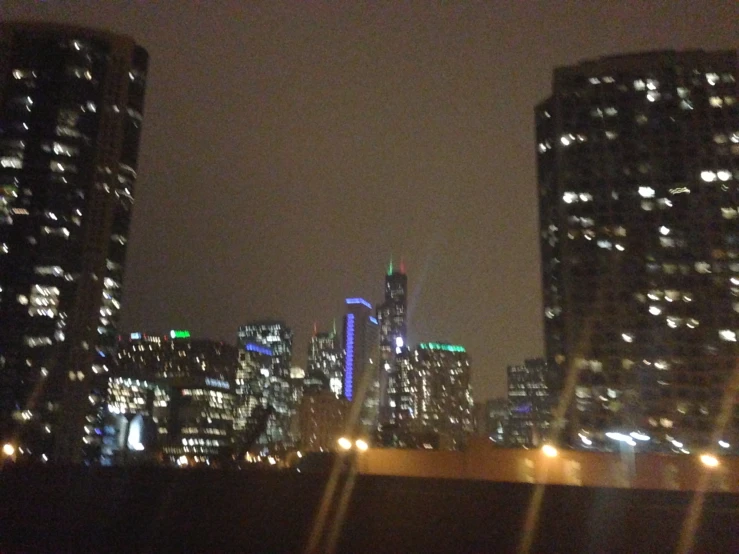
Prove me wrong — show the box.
[355,439,369,451]
[541,444,558,458]
[337,437,352,451]
[2,443,15,457]
[699,454,720,468]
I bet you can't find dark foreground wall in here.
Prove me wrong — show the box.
[0,466,737,553]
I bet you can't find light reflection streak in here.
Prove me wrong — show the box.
[303,353,374,554]
[517,279,603,553]
[675,358,739,554]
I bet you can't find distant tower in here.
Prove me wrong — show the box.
[342,298,379,432]
[237,321,294,447]
[307,324,343,397]
[410,342,474,449]
[377,257,408,419]
[0,22,149,462]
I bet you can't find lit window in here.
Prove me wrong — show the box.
[719,330,737,342]
[716,170,732,182]
[695,262,711,274]
[638,186,655,198]
[621,333,634,343]
[701,171,716,182]
[705,73,719,86]
[0,156,23,169]
[709,96,723,107]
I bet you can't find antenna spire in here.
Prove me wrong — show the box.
[388,254,393,276]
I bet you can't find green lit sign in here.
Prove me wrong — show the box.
[418,342,466,353]
[170,330,190,339]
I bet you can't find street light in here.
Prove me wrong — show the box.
[337,437,352,451]
[2,443,14,457]
[699,454,720,468]
[541,444,558,458]
[355,439,369,451]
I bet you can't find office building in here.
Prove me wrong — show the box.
[162,374,235,465]
[0,23,148,462]
[116,331,237,380]
[237,321,294,449]
[377,259,408,418]
[408,342,474,449]
[343,298,380,432]
[507,359,560,447]
[307,328,342,396]
[297,389,350,452]
[484,398,509,445]
[537,50,739,452]
[233,341,272,449]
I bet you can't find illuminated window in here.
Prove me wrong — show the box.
[638,186,655,198]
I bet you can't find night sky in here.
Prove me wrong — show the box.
[4,2,736,400]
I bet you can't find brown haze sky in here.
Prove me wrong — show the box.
[3,1,736,400]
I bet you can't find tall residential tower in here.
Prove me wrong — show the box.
[537,50,738,452]
[0,23,148,462]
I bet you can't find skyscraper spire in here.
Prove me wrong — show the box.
[400,256,406,275]
[313,321,318,336]
[388,255,394,276]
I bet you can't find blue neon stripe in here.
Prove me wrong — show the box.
[346,297,372,309]
[344,314,355,401]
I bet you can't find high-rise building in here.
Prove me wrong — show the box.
[537,50,739,453]
[484,398,509,445]
[507,359,560,447]
[233,341,271,445]
[342,298,376,401]
[0,23,148,462]
[237,321,294,448]
[116,331,237,380]
[377,259,408,418]
[307,327,342,396]
[407,342,474,449]
[297,389,350,452]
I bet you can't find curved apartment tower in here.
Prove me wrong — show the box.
[537,50,738,453]
[0,22,148,462]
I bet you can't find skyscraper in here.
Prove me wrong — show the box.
[343,298,380,433]
[407,342,474,450]
[537,50,738,452]
[0,23,148,462]
[377,259,408,420]
[507,358,560,447]
[307,326,343,396]
[237,321,294,448]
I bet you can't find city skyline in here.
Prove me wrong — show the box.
[3,2,735,400]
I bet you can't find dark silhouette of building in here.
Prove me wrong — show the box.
[0,22,148,462]
[537,50,738,452]
[507,358,560,447]
[377,258,407,419]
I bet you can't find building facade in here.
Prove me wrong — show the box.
[377,260,408,420]
[0,23,148,462]
[507,359,560,447]
[237,321,295,449]
[307,329,342,396]
[297,389,350,452]
[407,342,474,450]
[537,50,739,452]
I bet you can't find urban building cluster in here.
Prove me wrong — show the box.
[0,22,736,466]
